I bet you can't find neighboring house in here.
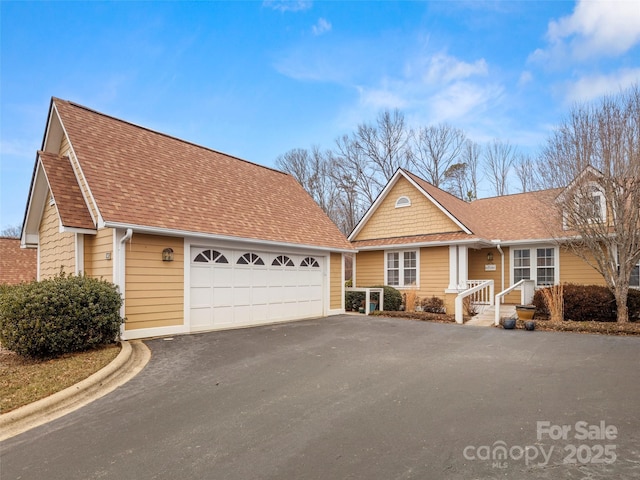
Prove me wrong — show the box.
[349,169,639,315]
[0,237,37,284]
[21,98,352,340]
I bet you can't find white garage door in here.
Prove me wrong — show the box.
[189,247,324,331]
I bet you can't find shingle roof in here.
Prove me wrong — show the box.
[351,231,478,248]
[367,170,566,246]
[39,152,95,230]
[52,99,352,251]
[467,188,564,241]
[0,238,37,284]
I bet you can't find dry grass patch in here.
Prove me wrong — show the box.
[0,344,120,414]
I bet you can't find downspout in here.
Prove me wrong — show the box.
[118,229,133,337]
[493,240,504,303]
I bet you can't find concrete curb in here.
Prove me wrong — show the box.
[0,340,151,441]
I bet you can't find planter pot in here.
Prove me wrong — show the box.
[515,305,536,321]
[524,320,536,331]
[503,318,517,329]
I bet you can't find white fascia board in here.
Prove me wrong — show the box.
[62,227,97,235]
[401,172,472,234]
[21,159,48,248]
[355,238,489,251]
[348,169,404,241]
[104,221,355,254]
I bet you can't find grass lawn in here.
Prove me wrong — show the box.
[0,344,120,414]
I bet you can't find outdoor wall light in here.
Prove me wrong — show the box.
[487,252,494,262]
[162,248,174,262]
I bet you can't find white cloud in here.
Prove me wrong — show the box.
[536,0,640,62]
[518,71,533,86]
[564,68,640,103]
[263,0,312,12]
[312,18,332,36]
[351,52,503,128]
[422,54,488,83]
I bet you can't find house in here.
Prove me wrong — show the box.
[349,168,640,318]
[0,238,37,284]
[21,98,353,340]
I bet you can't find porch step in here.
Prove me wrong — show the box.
[466,304,517,327]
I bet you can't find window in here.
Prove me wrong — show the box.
[272,255,294,267]
[536,248,555,286]
[194,249,228,264]
[301,256,319,267]
[386,250,418,287]
[631,262,640,288]
[616,250,640,288]
[512,247,556,286]
[237,253,264,265]
[513,249,530,283]
[395,196,411,208]
[581,187,605,223]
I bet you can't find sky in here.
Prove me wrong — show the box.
[1,0,639,231]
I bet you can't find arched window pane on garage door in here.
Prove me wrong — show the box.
[193,249,228,264]
[272,255,295,267]
[237,252,265,265]
[301,256,319,267]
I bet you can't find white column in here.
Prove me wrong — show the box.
[458,245,468,289]
[448,246,458,290]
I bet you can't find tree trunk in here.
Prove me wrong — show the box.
[614,287,629,323]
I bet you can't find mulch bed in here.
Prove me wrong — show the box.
[370,311,640,335]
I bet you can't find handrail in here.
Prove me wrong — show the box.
[494,279,535,325]
[455,280,494,324]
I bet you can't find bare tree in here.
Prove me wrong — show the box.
[542,86,640,323]
[411,123,466,188]
[1,224,22,238]
[514,154,538,193]
[353,109,413,183]
[462,139,481,200]
[484,139,516,196]
[443,163,471,200]
[276,147,342,231]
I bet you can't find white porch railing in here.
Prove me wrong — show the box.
[465,280,494,304]
[455,280,494,324]
[494,279,536,325]
[345,287,384,314]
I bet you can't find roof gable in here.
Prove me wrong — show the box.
[352,175,464,242]
[348,169,472,242]
[50,98,352,251]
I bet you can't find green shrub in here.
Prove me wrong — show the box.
[344,285,403,311]
[370,285,403,311]
[533,284,640,322]
[0,274,124,359]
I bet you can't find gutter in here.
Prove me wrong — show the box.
[493,240,505,302]
[117,229,133,335]
[104,221,354,254]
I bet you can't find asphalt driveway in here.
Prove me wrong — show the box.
[2,315,640,479]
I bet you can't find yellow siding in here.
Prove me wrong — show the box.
[84,228,113,282]
[39,191,75,278]
[330,253,343,310]
[559,247,606,286]
[354,177,460,241]
[469,247,519,303]
[124,234,184,331]
[419,246,449,300]
[354,250,384,286]
[59,135,98,223]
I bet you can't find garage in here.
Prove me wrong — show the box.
[189,246,324,331]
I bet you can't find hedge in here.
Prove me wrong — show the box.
[0,274,124,359]
[345,285,403,312]
[533,284,640,322]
